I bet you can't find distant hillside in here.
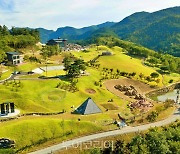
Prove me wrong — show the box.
[112,6,180,56]
[37,6,180,56]
[37,22,115,43]
[36,28,54,44]
[127,15,180,56]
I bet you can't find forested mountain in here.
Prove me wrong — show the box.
[37,6,180,56]
[112,6,180,56]
[36,28,54,44]
[93,6,180,56]
[37,22,115,43]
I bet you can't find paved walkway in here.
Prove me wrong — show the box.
[32,68,44,74]
[0,74,14,83]
[32,65,64,74]
[40,65,64,72]
[0,109,20,118]
[29,108,180,154]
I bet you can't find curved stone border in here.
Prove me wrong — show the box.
[0,111,65,123]
[0,74,14,83]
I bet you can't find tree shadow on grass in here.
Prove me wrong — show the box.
[38,75,71,81]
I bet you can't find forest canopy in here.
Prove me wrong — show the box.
[0,25,40,63]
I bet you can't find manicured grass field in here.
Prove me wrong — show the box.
[0,68,131,117]
[0,46,178,114]
[71,45,111,61]
[0,80,67,113]
[0,70,12,80]
[0,45,179,153]
[72,46,179,87]
[16,63,40,72]
[163,73,180,85]
[99,50,155,75]
[0,118,103,153]
[42,70,66,77]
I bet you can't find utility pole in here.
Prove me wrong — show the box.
[46,59,47,77]
[46,64,47,77]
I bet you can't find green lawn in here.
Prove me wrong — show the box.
[0,70,12,80]
[0,80,65,113]
[71,46,180,87]
[1,63,40,81]
[0,45,179,153]
[1,46,178,114]
[98,49,155,75]
[71,45,111,61]
[18,74,40,79]
[42,70,66,77]
[0,118,103,153]
[163,73,180,85]
[0,69,131,117]
[16,63,39,72]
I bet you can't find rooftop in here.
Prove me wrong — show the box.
[6,52,20,55]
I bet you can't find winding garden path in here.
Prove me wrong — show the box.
[29,106,180,154]
[0,74,14,83]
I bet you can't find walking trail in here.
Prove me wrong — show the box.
[29,107,180,154]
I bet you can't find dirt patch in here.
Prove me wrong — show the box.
[85,89,96,94]
[101,104,118,110]
[104,78,154,102]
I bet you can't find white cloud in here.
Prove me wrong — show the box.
[0,0,179,30]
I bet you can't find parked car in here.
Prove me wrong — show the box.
[28,71,34,74]
[0,138,15,148]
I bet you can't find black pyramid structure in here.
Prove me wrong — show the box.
[75,97,102,115]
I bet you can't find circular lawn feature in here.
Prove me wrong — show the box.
[85,89,96,94]
[48,95,61,101]
[41,89,66,102]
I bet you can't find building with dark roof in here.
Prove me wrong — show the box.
[46,38,67,49]
[74,97,102,115]
[6,52,23,65]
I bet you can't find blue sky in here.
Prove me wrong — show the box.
[0,0,179,30]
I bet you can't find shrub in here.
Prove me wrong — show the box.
[146,111,159,122]
[94,81,99,86]
[169,79,173,83]
[164,99,174,109]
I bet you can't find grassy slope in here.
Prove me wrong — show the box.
[71,46,110,61]
[42,70,66,77]
[0,45,179,152]
[0,80,64,113]
[0,63,41,81]
[0,118,103,152]
[99,48,155,74]
[0,71,130,116]
[0,45,179,114]
[0,70,12,80]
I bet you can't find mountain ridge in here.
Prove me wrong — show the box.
[37,21,116,43]
[36,6,180,56]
